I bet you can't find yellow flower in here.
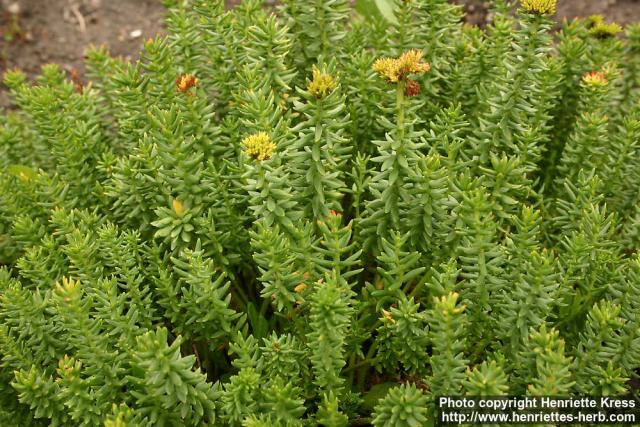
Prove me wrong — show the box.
[373,57,402,83]
[172,199,185,216]
[372,49,430,83]
[242,132,276,161]
[582,71,608,87]
[586,15,605,29]
[397,49,431,75]
[307,65,337,98]
[589,22,623,39]
[520,0,556,15]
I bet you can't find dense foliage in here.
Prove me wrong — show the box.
[1,0,640,425]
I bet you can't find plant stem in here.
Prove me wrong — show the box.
[396,80,406,145]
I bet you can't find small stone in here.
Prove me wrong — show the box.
[7,2,20,14]
[130,29,143,39]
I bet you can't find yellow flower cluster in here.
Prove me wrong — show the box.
[587,15,605,28]
[373,58,401,82]
[582,71,608,87]
[242,132,276,161]
[520,0,556,15]
[397,49,431,74]
[307,65,337,98]
[372,49,430,83]
[589,21,623,39]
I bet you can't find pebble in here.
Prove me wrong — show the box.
[8,2,20,14]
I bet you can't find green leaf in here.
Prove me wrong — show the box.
[6,164,37,181]
[246,302,269,339]
[355,0,384,22]
[363,382,397,411]
[154,226,173,238]
[374,0,398,25]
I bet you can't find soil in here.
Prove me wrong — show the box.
[0,0,166,107]
[455,0,640,26]
[2,0,640,109]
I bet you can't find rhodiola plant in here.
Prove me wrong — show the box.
[1,0,640,425]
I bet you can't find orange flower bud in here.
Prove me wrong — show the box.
[176,74,198,93]
[405,79,421,97]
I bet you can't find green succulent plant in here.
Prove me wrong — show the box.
[1,0,640,425]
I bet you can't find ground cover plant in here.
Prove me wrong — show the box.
[1,0,640,425]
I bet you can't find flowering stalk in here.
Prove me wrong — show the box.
[242,132,302,241]
[553,69,614,187]
[290,64,351,220]
[469,0,557,168]
[361,50,430,249]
